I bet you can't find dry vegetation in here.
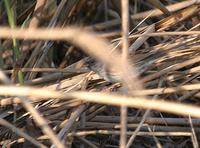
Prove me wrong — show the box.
[0,0,200,147]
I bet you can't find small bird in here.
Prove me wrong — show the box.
[84,57,122,82]
[84,57,142,83]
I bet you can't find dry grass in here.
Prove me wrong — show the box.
[0,0,200,147]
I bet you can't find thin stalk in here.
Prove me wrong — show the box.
[4,0,24,84]
[120,0,130,147]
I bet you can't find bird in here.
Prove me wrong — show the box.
[84,57,122,82]
[84,57,142,83]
